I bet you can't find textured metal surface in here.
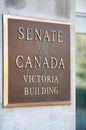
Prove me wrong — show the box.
[3,15,70,107]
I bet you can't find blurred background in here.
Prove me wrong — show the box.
[76,34,86,130]
[76,0,86,130]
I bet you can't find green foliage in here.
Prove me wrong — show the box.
[76,88,86,108]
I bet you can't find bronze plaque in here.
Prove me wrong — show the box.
[3,14,71,107]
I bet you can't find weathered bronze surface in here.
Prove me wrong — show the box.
[3,14,71,107]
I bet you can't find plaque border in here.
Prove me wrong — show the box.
[3,14,71,108]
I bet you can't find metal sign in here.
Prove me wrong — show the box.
[3,14,71,107]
